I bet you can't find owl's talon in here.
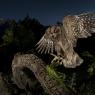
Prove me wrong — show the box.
[50,53,63,65]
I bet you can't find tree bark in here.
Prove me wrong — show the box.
[12,53,73,95]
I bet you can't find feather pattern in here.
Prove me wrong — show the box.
[36,12,95,68]
[36,26,61,54]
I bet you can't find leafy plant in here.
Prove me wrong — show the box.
[2,29,14,45]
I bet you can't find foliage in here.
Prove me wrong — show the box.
[2,29,14,45]
[81,51,95,76]
[46,65,65,84]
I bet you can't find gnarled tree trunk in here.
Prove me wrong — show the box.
[12,53,73,95]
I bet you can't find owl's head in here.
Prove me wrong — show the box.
[44,25,61,41]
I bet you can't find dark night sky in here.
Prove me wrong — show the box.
[0,0,95,25]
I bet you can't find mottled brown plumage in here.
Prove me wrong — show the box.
[36,13,95,68]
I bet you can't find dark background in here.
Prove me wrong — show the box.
[0,0,95,25]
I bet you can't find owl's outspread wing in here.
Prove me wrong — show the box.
[36,25,62,55]
[63,12,95,47]
[36,12,95,68]
[77,12,95,38]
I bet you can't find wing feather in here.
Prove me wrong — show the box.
[77,12,95,38]
[36,26,61,54]
[51,41,54,53]
[44,40,50,54]
[40,42,47,54]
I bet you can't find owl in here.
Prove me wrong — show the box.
[36,12,95,68]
